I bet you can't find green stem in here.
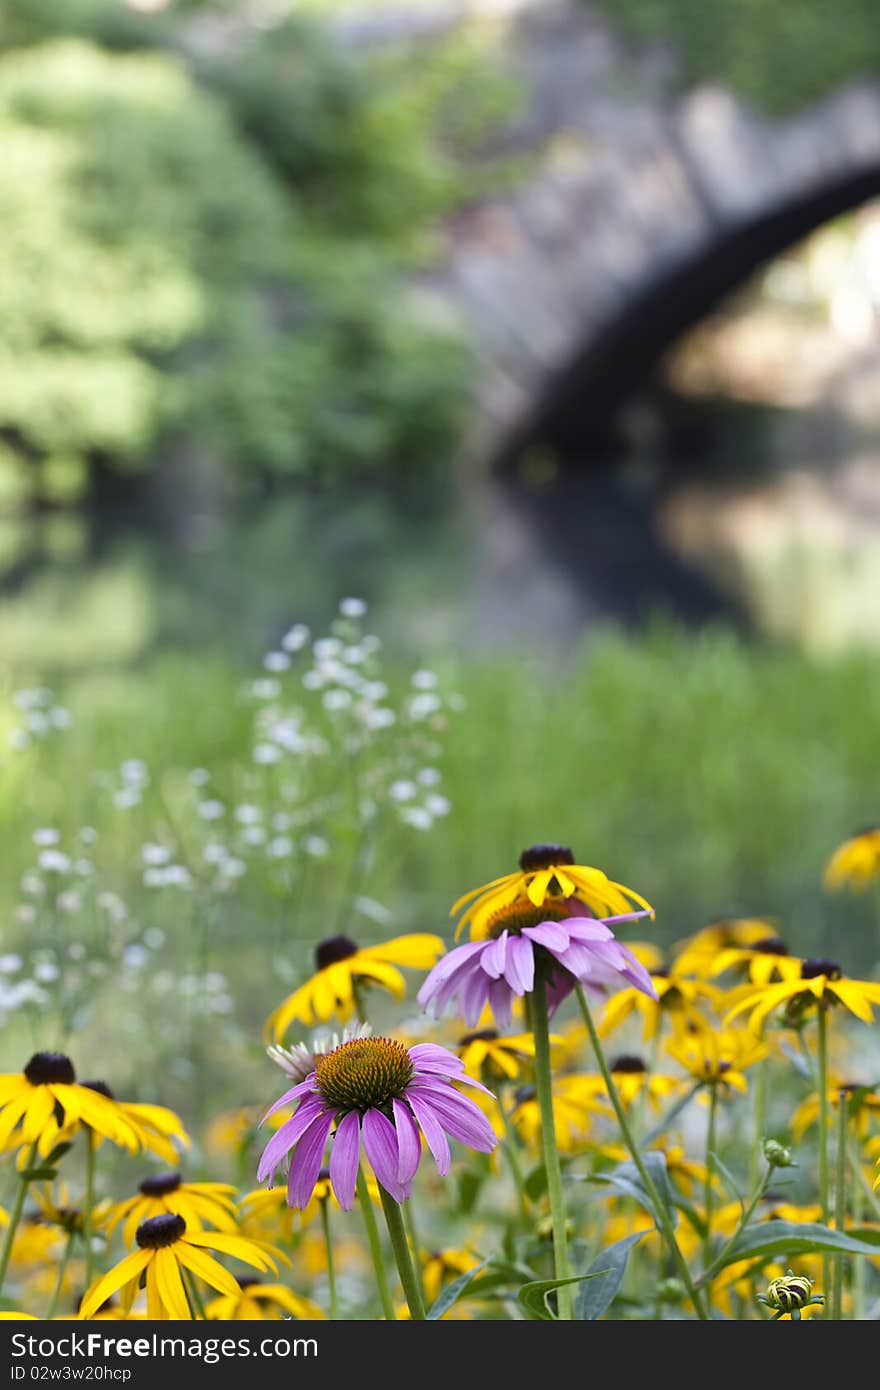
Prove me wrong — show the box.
[46,1230,75,1319]
[320,1199,338,1320]
[182,1266,209,1320]
[748,1056,768,1192]
[703,1083,718,1268]
[849,1136,865,1320]
[83,1130,96,1288]
[816,1007,830,1301]
[497,1095,531,1221]
[378,1190,426,1320]
[831,1091,848,1320]
[575,985,709,1320]
[357,1168,395,1319]
[401,1196,427,1307]
[529,973,573,1320]
[697,1161,772,1290]
[849,1136,880,1220]
[0,1142,38,1293]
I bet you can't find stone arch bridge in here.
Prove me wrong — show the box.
[347,1,880,465]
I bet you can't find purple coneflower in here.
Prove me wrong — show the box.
[257,1037,497,1209]
[418,900,658,1028]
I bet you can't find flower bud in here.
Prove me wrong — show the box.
[763,1138,794,1168]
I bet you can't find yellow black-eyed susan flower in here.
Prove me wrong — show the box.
[672,919,779,978]
[265,933,444,1040]
[106,1173,238,1248]
[825,828,880,891]
[709,935,803,986]
[793,1078,880,1140]
[422,1247,482,1307]
[511,1076,610,1153]
[27,1079,188,1164]
[457,1029,549,1082]
[450,844,653,942]
[599,949,722,1041]
[724,958,880,1032]
[666,1026,768,1092]
[604,1056,681,1110]
[79,1213,277,1320]
[31,1182,111,1239]
[205,1278,323,1320]
[0,1054,142,1154]
[240,1169,380,1242]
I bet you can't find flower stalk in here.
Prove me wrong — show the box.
[529,971,574,1320]
[379,1190,426,1320]
[357,1168,395,1320]
[576,985,709,1319]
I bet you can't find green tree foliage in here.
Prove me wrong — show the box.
[0,37,469,494]
[597,0,880,113]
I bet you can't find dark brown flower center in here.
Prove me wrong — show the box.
[519,844,574,872]
[314,1037,414,1111]
[801,958,842,981]
[136,1213,185,1249]
[82,1080,115,1099]
[315,935,359,971]
[460,1029,499,1045]
[751,938,789,956]
[24,1053,75,1086]
[610,1055,647,1074]
[139,1172,181,1197]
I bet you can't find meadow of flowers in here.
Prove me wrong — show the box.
[3,604,880,1321]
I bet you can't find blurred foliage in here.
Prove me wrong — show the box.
[599,0,880,112]
[0,4,507,495]
[208,17,519,253]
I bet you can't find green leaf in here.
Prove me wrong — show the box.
[518,1271,609,1321]
[589,1151,677,1229]
[42,1142,73,1167]
[21,1166,61,1181]
[575,1232,647,1320]
[720,1220,880,1269]
[426,1258,491,1320]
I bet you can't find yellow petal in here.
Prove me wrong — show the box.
[154,1248,192,1320]
[830,981,874,1023]
[363,934,445,969]
[183,1230,277,1273]
[176,1242,242,1298]
[80,1250,151,1320]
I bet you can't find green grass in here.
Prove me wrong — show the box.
[7,622,880,958]
[3,619,880,1153]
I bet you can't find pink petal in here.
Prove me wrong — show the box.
[257,1097,325,1184]
[392,1098,422,1184]
[479,931,508,980]
[287,1108,335,1209]
[259,1076,319,1126]
[329,1110,361,1212]
[405,1093,450,1176]
[408,1044,464,1076]
[522,921,571,952]
[362,1108,406,1201]
[504,934,535,994]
